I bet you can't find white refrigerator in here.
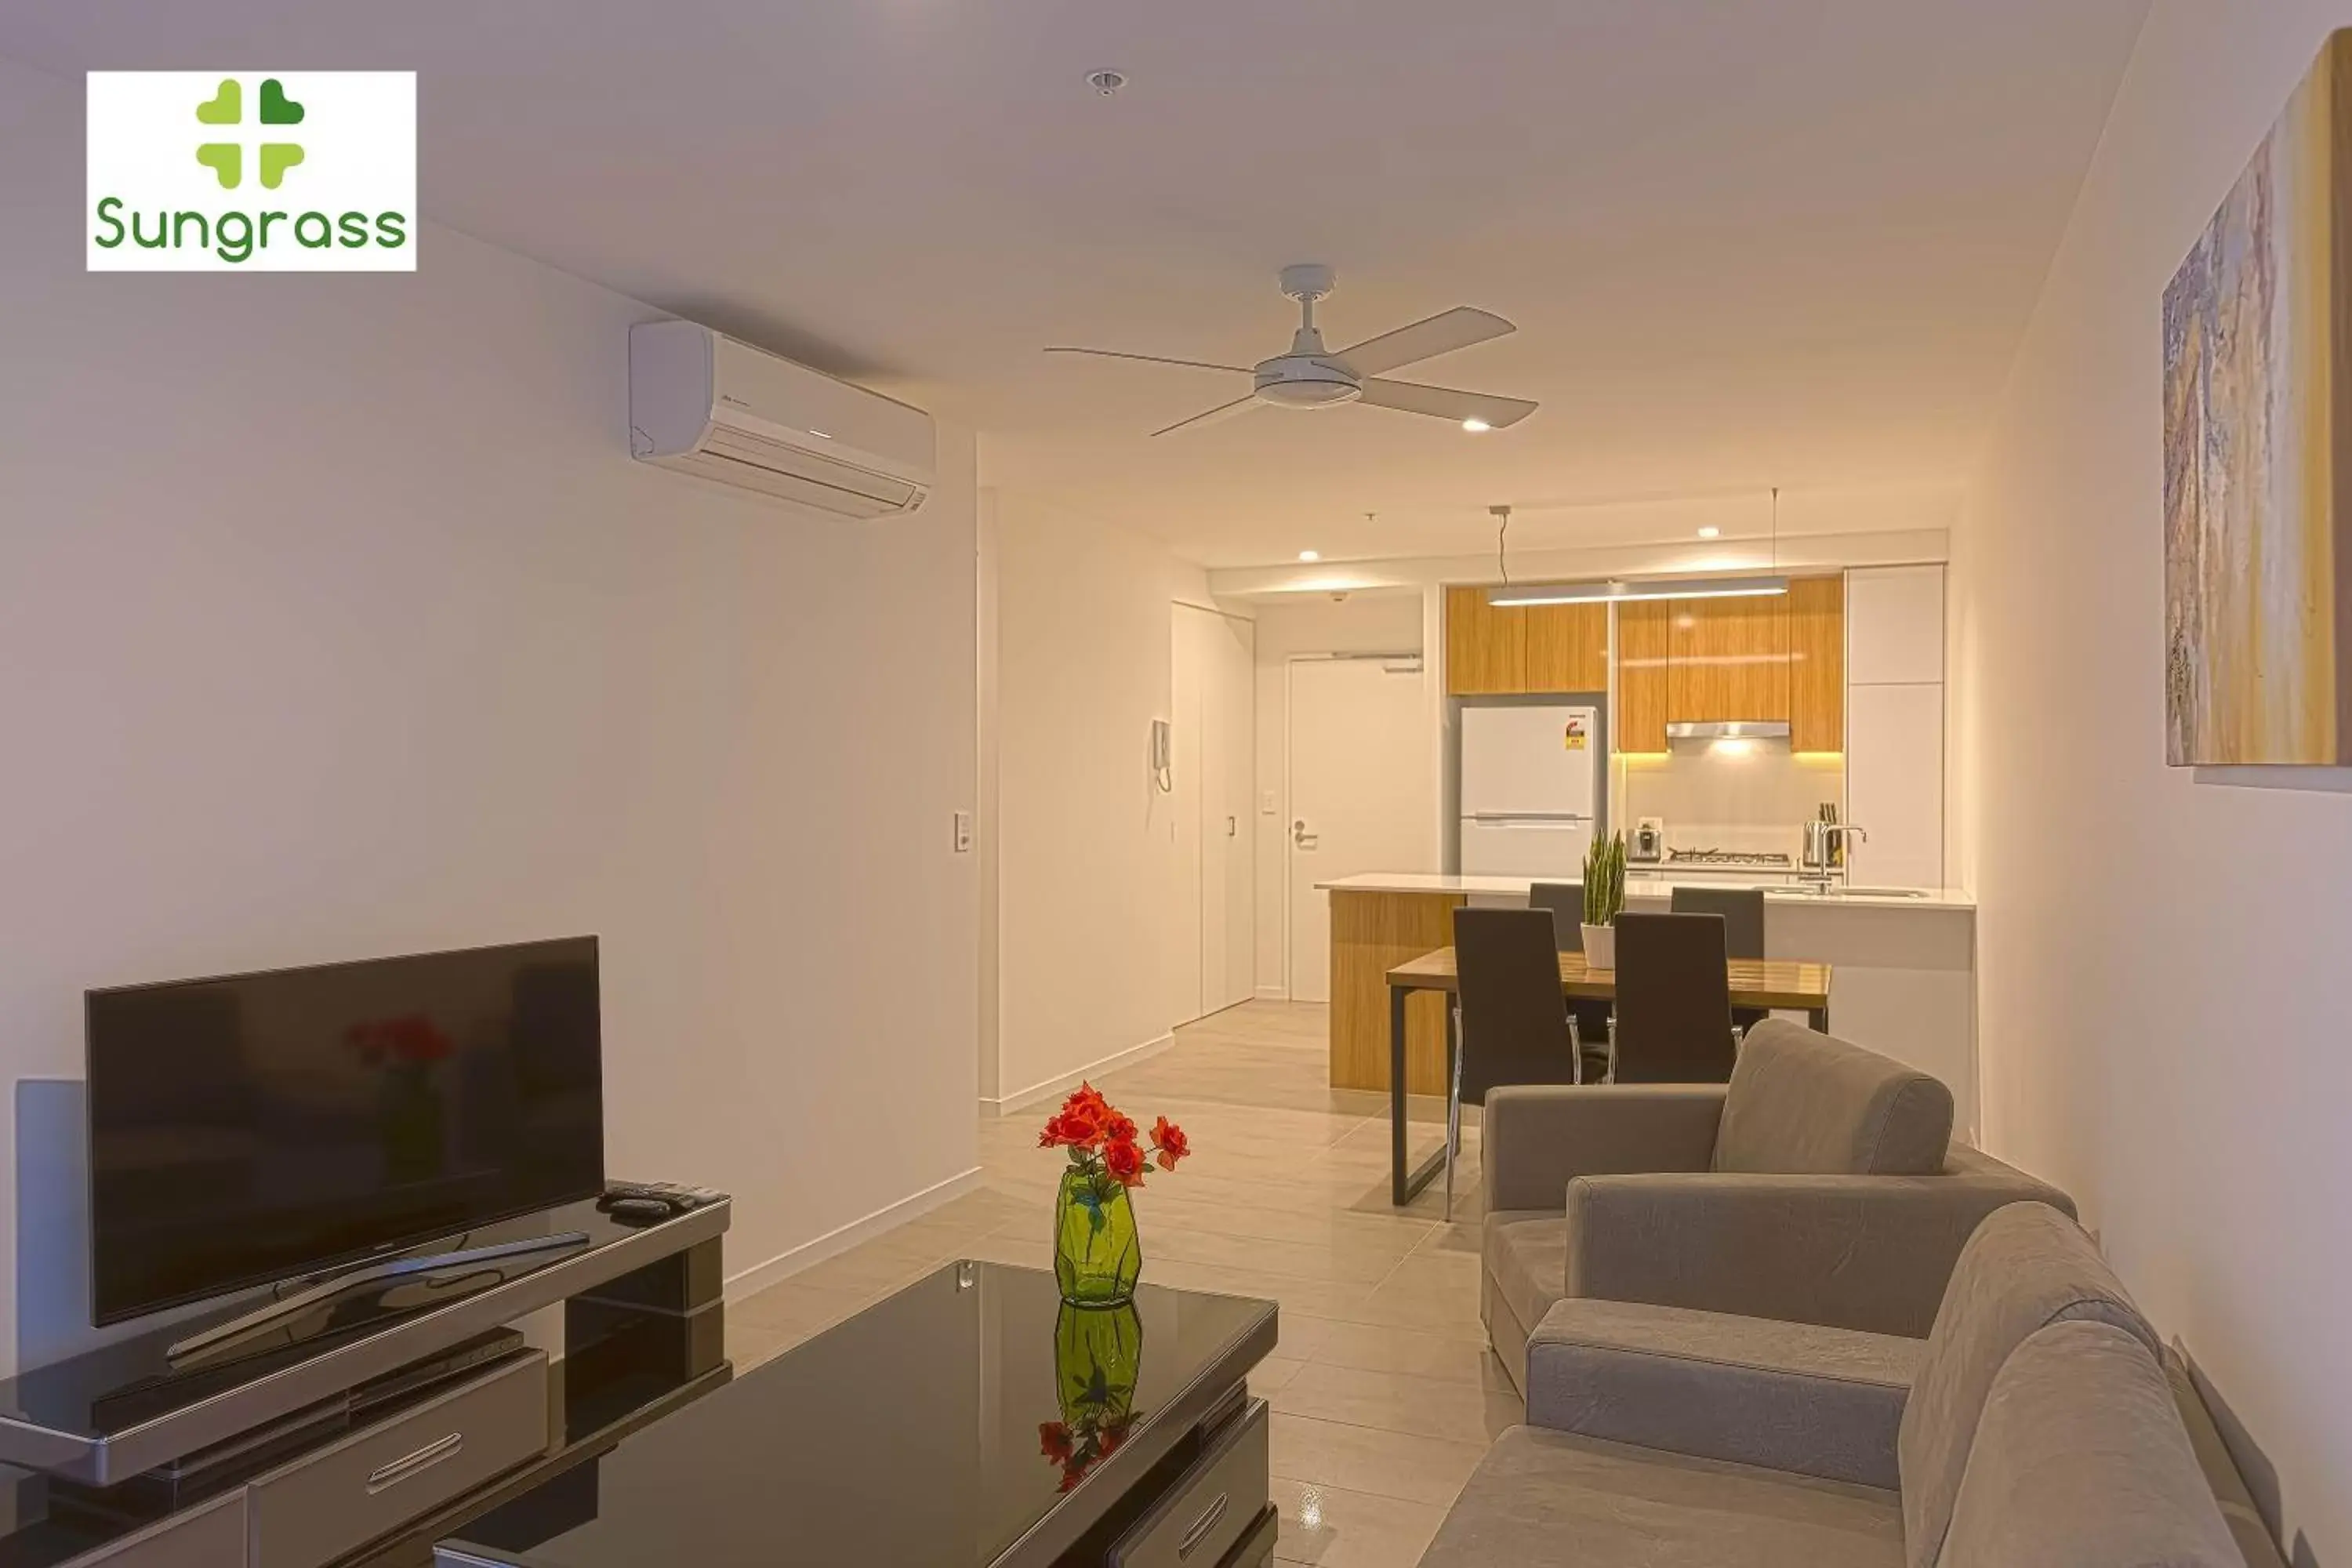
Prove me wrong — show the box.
[1458,703,1603,877]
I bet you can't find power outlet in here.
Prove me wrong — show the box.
[953,810,974,854]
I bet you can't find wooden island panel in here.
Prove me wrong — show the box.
[1330,888,1462,1094]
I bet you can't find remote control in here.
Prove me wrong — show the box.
[600,1181,721,1208]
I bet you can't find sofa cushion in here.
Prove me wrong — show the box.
[1525,1298,1922,1489]
[1938,1321,2241,1568]
[1715,1021,1954,1176]
[2164,1342,2290,1568]
[1417,1424,1904,1568]
[1897,1202,2156,1568]
[1483,1210,1566,1342]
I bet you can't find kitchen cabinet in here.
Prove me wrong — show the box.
[1789,575,1845,751]
[1524,602,1610,691]
[1848,564,1944,684]
[1667,594,1790,722]
[1445,586,1526,695]
[1609,576,1841,742]
[1846,681,1944,888]
[1445,590,1606,695]
[1617,600,1670,752]
[1845,565,1944,886]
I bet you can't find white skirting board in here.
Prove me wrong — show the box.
[1254,984,1288,1001]
[723,1165,984,1304]
[979,1032,1177,1118]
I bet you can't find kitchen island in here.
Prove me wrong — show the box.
[1316,873,1981,1136]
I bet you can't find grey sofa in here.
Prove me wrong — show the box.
[1481,1020,2070,1392]
[1424,1203,2257,1568]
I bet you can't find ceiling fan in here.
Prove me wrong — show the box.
[1047,264,1537,437]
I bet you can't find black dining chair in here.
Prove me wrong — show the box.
[1526,883,1583,950]
[1448,907,1588,1214]
[1606,911,1740,1084]
[1527,881,1617,1066]
[1670,885,1769,1034]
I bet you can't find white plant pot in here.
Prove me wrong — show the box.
[1581,923,1617,970]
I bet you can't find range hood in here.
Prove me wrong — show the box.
[1665,720,1791,742]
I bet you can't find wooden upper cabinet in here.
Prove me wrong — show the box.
[1788,575,1845,751]
[1445,586,1527,695]
[1667,594,1791,723]
[1448,590,1606,695]
[1616,600,1670,752]
[1524,603,1610,692]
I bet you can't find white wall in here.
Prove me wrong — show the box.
[0,57,979,1370]
[1953,9,2352,1559]
[1248,593,1430,996]
[990,503,1214,1107]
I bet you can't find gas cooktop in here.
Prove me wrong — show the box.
[1664,848,1794,867]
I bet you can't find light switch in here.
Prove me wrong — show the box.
[953,810,974,854]
[1261,791,1278,815]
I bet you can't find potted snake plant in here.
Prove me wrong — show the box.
[1580,831,1627,970]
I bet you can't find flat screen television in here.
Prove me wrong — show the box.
[85,936,604,1326]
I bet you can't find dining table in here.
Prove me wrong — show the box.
[1381,946,1835,1206]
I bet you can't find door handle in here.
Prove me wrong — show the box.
[1226,815,1236,837]
[1291,819,1319,850]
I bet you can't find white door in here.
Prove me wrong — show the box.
[1170,610,1206,1028]
[1174,606,1257,1025]
[1198,612,1256,1014]
[1287,657,1435,1003]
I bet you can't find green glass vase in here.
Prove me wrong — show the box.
[1054,1300,1143,1425]
[1042,1301,1143,1490]
[1053,1166,1142,1305]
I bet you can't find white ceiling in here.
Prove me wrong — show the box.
[5,1,2148,568]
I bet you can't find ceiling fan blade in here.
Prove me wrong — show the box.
[1356,379,1537,429]
[1044,347,1253,374]
[1149,395,1263,437]
[1334,307,1514,376]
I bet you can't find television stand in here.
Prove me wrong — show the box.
[0,1193,729,1568]
[167,1232,594,1370]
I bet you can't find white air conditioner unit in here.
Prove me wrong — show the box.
[628,321,935,518]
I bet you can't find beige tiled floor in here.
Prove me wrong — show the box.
[729,1000,1504,1567]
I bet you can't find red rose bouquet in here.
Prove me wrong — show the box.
[1039,1084,1189,1303]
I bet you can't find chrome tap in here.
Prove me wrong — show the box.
[1800,812,1867,889]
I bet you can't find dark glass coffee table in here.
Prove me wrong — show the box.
[437,1261,1279,1568]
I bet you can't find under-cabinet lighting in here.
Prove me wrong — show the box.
[1488,575,1789,607]
[1298,550,1320,562]
[1461,417,1492,433]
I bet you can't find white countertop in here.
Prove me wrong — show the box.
[1314,871,1975,911]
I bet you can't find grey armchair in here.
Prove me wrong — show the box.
[1479,1020,2072,1391]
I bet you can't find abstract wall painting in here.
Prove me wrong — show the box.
[2163,31,2352,765]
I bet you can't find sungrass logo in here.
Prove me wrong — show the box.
[87,71,416,271]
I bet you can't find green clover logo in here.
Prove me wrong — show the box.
[194,76,305,191]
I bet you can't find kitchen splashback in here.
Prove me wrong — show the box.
[1618,746,1845,859]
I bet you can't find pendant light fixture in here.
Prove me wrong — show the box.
[1485,487,1790,607]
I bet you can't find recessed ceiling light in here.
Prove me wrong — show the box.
[1697,526,1719,539]
[1461,417,1492,433]
[1087,68,1127,96]
[1298,550,1320,562]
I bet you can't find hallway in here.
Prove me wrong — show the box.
[729,1001,1515,1566]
